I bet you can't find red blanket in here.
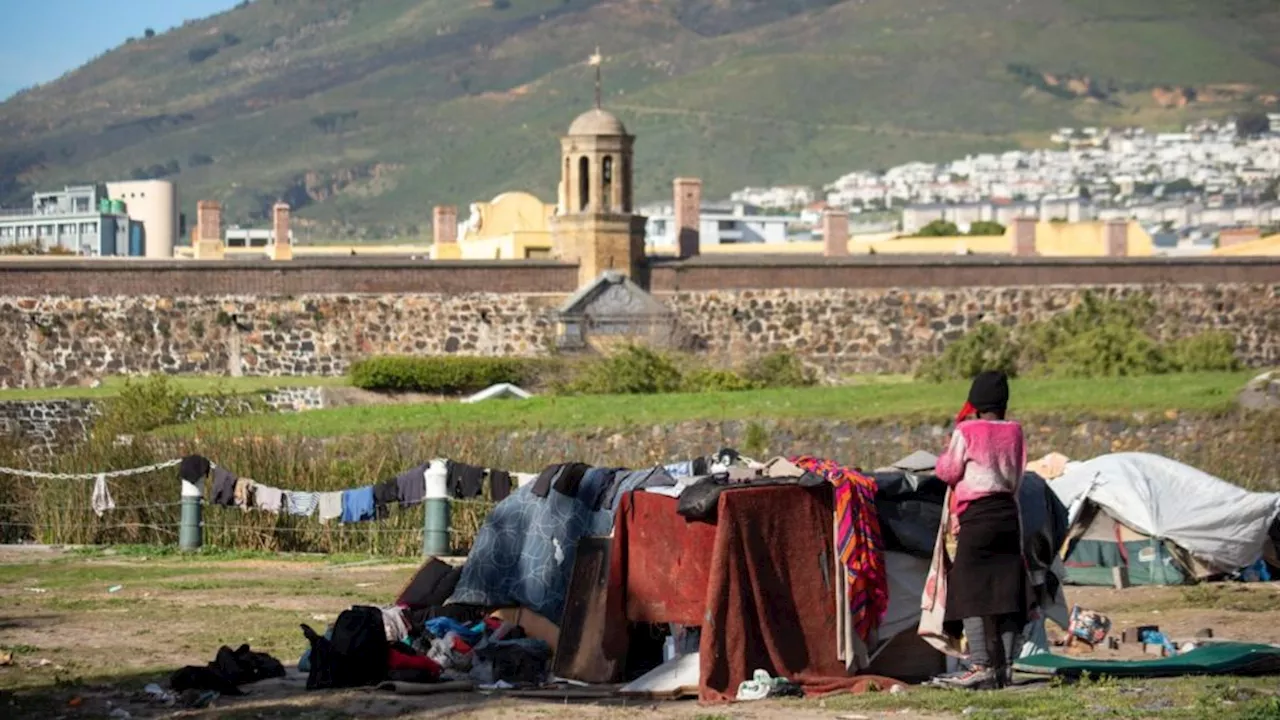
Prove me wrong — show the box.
[608,486,892,702]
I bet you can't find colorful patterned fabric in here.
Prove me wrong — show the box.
[790,456,888,643]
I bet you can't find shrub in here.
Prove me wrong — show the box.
[1167,331,1240,373]
[565,345,683,395]
[916,323,1019,382]
[349,356,533,394]
[919,293,1241,381]
[743,352,817,388]
[96,376,186,438]
[681,368,757,393]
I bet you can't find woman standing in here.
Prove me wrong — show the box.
[934,371,1028,689]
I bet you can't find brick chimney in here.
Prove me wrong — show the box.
[1105,219,1129,257]
[194,200,224,260]
[822,209,850,257]
[271,202,293,261]
[1012,217,1037,257]
[673,178,702,259]
[434,206,458,246]
[432,205,461,260]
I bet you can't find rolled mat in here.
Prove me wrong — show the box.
[1013,643,1280,679]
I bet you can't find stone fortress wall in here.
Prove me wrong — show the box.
[0,257,1276,389]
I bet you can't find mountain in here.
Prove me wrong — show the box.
[2,0,1278,239]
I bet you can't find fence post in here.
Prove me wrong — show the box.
[179,478,203,551]
[423,466,450,558]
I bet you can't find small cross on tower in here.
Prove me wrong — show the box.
[588,46,603,108]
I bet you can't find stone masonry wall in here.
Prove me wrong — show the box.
[661,283,1280,373]
[0,387,329,445]
[0,295,563,388]
[0,399,100,446]
[0,282,1276,389]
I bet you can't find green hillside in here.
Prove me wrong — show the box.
[1,0,1277,239]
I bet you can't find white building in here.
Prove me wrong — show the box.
[643,202,797,249]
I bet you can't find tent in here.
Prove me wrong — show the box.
[1051,453,1280,586]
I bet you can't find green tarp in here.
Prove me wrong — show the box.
[1014,643,1280,678]
[1065,537,1188,586]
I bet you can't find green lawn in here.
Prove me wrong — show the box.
[168,371,1255,438]
[0,375,349,402]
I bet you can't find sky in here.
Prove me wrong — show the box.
[0,0,241,101]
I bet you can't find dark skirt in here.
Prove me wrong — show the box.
[944,494,1029,624]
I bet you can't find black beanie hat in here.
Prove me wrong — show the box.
[967,371,1010,414]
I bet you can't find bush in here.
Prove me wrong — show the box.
[96,376,186,438]
[349,356,533,394]
[1167,331,1240,372]
[916,323,1019,382]
[681,368,757,393]
[918,293,1241,381]
[743,352,817,388]
[564,345,684,395]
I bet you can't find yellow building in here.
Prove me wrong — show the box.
[430,192,556,260]
[1212,234,1280,256]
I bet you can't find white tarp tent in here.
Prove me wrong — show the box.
[1051,452,1280,575]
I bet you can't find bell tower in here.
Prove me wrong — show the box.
[551,48,647,287]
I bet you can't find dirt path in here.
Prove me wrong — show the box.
[2,548,1279,719]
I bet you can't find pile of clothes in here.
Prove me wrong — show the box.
[299,605,552,690]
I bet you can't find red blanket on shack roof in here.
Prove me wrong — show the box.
[608,484,896,702]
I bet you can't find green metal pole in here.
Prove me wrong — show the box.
[179,479,203,551]
[422,464,450,557]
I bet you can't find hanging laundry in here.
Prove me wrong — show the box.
[373,479,399,519]
[233,478,255,510]
[179,455,211,484]
[253,485,285,514]
[91,473,115,517]
[447,462,486,499]
[210,466,239,507]
[317,491,344,523]
[514,473,538,489]
[489,469,512,503]
[341,486,377,523]
[396,463,429,509]
[285,491,319,517]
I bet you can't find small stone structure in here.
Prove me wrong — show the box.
[0,386,328,445]
[557,271,678,350]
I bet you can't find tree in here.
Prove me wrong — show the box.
[1237,111,1271,138]
[915,219,960,237]
[144,28,156,38]
[967,221,1006,237]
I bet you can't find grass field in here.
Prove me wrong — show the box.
[168,371,1256,438]
[2,547,1280,719]
[0,375,349,402]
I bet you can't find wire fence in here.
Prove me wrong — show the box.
[0,463,499,557]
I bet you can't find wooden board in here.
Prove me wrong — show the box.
[553,536,620,683]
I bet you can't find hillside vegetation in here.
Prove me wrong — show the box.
[1,0,1278,237]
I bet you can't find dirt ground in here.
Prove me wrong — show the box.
[1,546,1279,720]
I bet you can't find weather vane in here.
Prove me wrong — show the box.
[588,46,603,108]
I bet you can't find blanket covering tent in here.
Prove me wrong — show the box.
[603,485,898,701]
[447,467,674,622]
[1051,453,1280,581]
[447,482,614,620]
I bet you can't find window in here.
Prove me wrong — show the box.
[578,156,590,212]
[601,156,613,212]
[718,220,736,231]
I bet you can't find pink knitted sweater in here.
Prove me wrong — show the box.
[935,419,1026,521]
